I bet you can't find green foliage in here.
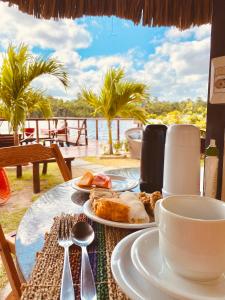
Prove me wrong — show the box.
[113,140,123,154]
[123,139,129,152]
[0,43,69,140]
[146,97,207,131]
[80,67,149,153]
[25,90,52,118]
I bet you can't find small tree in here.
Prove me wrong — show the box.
[81,67,149,154]
[0,44,69,144]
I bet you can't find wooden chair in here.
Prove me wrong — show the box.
[0,227,22,299]
[0,144,72,299]
[0,143,72,181]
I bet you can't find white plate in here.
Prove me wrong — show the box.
[131,228,225,300]
[72,174,139,193]
[111,228,175,300]
[83,199,156,229]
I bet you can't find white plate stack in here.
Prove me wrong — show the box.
[162,124,200,197]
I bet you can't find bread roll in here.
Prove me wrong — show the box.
[92,198,129,223]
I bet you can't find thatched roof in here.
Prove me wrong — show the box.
[1,0,212,29]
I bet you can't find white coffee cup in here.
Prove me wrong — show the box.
[155,195,225,281]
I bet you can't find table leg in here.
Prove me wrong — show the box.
[33,163,40,194]
[16,165,22,178]
[66,161,72,176]
[42,162,48,175]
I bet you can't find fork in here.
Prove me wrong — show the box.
[58,218,75,300]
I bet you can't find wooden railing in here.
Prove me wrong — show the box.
[0,117,139,145]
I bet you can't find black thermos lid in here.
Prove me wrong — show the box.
[140,124,167,193]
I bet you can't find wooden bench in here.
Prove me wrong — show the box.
[16,148,75,193]
[0,134,15,147]
[32,156,74,193]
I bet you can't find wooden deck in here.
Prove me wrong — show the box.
[60,140,101,158]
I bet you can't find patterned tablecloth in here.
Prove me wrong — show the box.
[21,214,132,300]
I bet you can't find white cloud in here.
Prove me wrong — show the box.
[133,38,209,100]
[0,2,91,50]
[131,25,211,101]
[165,24,211,42]
[194,24,211,40]
[34,49,135,98]
[165,27,193,41]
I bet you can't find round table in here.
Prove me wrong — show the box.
[15,167,140,280]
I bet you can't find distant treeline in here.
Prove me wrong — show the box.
[30,96,207,130]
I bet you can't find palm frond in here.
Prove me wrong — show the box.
[80,88,103,116]
[27,58,69,88]
[9,96,27,131]
[25,90,52,118]
[0,102,6,118]
[118,103,148,124]
[103,68,124,91]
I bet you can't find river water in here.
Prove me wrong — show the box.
[0,119,137,142]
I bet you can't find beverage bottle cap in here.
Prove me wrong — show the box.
[210,139,216,147]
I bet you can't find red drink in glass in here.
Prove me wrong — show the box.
[0,168,11,205]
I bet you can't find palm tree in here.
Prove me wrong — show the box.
[81,67,149,154]
[25,90,52,118]
[0,44,69,144]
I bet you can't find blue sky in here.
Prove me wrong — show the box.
[0,2,211,101]
[78,17,165,59]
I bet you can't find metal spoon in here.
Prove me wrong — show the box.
[72,222,97,300]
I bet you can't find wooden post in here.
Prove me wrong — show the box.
[65,119,68,144]
[48,120,51,138]
[206,0,225,199]
[36,120,39,143]
[117,119,120,141]
[16,165,22,178]
[84,119,88,145]
[96,119,99,140]
[42,162,48,175]
[32,162,40,194]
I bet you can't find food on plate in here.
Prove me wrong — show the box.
[92,174,112,189]
[119,192,150,223]
[77,172,112,189]
[92,191,150,223]
[89,188,118,202]
[92,198,129,223]
[77,172,94,187]
[139,191,162,216]
[89,187,162,224]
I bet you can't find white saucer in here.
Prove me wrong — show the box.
[83,199,156,229]
[72,174,138,193]
[111,228,175,300]
[131,228,225,300]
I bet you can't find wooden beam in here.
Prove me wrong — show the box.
[206,0,225,198]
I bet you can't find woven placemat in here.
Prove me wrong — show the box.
[21,214,133,300]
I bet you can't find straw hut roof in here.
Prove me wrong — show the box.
[1,0,212,29]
